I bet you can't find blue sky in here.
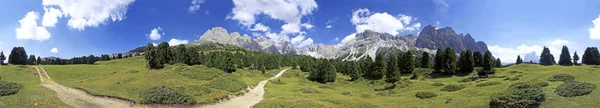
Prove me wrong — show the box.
[1,0,600,63]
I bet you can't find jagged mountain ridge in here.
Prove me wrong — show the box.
[195,26,489,61]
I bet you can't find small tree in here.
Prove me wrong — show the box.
[0,51,5,65]
[495,58,502,67]
[582,47,600,65]
[36,57,41,65]
[222,57,237,73]
[145,43,161,69]
[573,52,579,65]
[399,51,415,74]
[349,62,361,81]
[117,53,123,59]
[386,55,400,84]
[558,46,573,66]
[28,55,36,65]
[473,51,483,67]
[539,47,556,66]
[483,51,494,71]
[443,47,457,74]
[366,53,385,80]
[433,49,444,73]
[516,55,523,64]
[421,52,430,68]
[8,47,28,65]
[457,50,474,73]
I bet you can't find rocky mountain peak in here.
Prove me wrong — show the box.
[415,25,488,53]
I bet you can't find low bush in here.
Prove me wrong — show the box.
[271,79,287,85]
[0,81,23,96]
[489,83,545,108]
[205,76,247,92]
[302,88,315,93]
[555,81,597,97]
[341,92,352,96]
[415,92,437,99]
[441,84,465,92]
[458,78,472,83]
[139,86,196,104]
[547,74,575,82]
[476,81,502,87]
[177,67,221,80]
[534,82,549,87]
[432,82,445,86]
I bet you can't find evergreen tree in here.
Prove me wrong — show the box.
[558,45,573,66]
[473,51,483,67]
[308,59,337,83]
[37,57,41,65]
[495,58,502,67]
[173,44,188,64]
[157,42,171,65]
[483,51,494,71]
[145,43,161,69]
[539,47,556,66]
[186,47,200,65]
[28,55,36,65]
[516,55,523,64]
[117,53,123,59]
[349,62,361,81]
[0,51,5,65]
[300,58,313,72]
[443,47,457,74]
[370,53,386,80]
[87,55,96,64]
[458,50,474,73]
[222,57,237,73]
[433,49,444,72]
[582,47,600,65]
[8,47,28,65]
[573,52,579,65]
[399,51,415,74]
[386,55,400,84]
[420,52,430,68]
[361,56,373,77]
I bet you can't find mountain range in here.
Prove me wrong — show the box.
[194,25,489,61]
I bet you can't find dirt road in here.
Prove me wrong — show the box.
[35,66,290,108]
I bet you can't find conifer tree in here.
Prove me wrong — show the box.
[443,47,457,74]
[117,53,123,59]
[495,58,502,67]
[386,55,400,84]
[321,60,337,83]
[539,47,556,66]
[573,52,579,65]
[458,50,474,73]
[0,51,5,65]
[9,47,28,65]
[37,57,41,65]
[582,47,600,65]
[558,45,573,66]
[145,43,160,69]
[399,51,415,74]
[349,62,361,81]
[157,42,171,65]
[516,55,523,64]
[483,51,494,71]
[420,52,430,68]
[473,51,483,67]
[433,49,444,72]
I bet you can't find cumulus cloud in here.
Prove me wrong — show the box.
[326,25,332,28]
[15,11,51,41]
[50,47,59,53]
[590,15,600,40]
[296,38,313,48]
[550,39,569,46]
[168,38,189,46]
[42,0,136,30]
[336,33,357,47]
[488,39,575,64]
[42,7,63,27]
[290,35,305,45]
[228,0,317,46]
[249,23,270,32]
[188,0,205,13]
[351,8,421,36]
[147,27,164,40]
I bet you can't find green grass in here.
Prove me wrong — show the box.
[42,56,280,104]
[257,64,600,108]
[0,65,70,107]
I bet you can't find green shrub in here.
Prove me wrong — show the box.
[177,67,221,80]
[476,81,502,87]
[139,86,196,104]
[205,76,247,92]
[458,78,472,83]
[271,79,287,85]
[342,92,352,96]
[440,84,465,92]
[415,92,437,99]
[489,83,544,108]
[534,82,549,87]
[555,81,597,97]
[0,81,23,96]
[547,74,575,82]
[432,82,445,86]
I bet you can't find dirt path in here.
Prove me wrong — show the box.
[201,68,290,108]
[36,66,290,108]
[35,66,142,108]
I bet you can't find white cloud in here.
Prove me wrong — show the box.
[336,33,357,47]
[326,25,332,28]
[152,43,158,46]
[290,35,305,45]
[351,8,421,36]
[42,0,136,30]
[147,27,164,40]
[281,23,301,34]
[42,7,63,27]
[488,39,575,64]
[50,47,59,53]
[249,23,270,32]
[15,11,52,41]
[296,38,313,48]
[432,0,448,7]
[301,23,313,29]
[550,39,569,46]
[188,0,205,13]
[168,38,189,46]
[333,37,339,41]
[590,15,600,40]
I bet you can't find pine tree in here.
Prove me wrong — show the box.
[0,51,5,65]
[145,43,160,69]
[157,42,171,65]
[573,52,579,65]
[399,51,415,74]
[433,49,444,72]
[36,57,41,65]
[386,55,400,83]
[173,44,188,64]
[483,51,494,71]
[28,55,36,65]
[443,47,457,74]
[8,47,28,65]
[582,47,600,65]
[420,52,430,68]
[516,55,523,64]
[495,58,502,67]
[539,47,556,66]
[367,53,386,80]
[349,62,361,81]
[558,45,573,66]
[473,51,483,67]
[361,56,373,78]
[88,55,96,64]
[186,47,200,65]
[222,57,237,73]
[117,53,123,59]
[322,60,337,83]
[458,50,474,73]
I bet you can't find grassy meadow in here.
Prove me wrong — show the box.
[42,56,282,104]
[0,65,70,108]
[255,64,600,108]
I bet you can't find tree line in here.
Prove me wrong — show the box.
[515,46,600,66]
[0,47,136,65]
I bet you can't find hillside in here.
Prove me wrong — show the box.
[0,65,70,107]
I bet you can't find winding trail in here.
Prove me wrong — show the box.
[35,66,290,108]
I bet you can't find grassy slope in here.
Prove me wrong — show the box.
[256,64,600,108]
[0,65,70,108]
[42,56,279,104]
